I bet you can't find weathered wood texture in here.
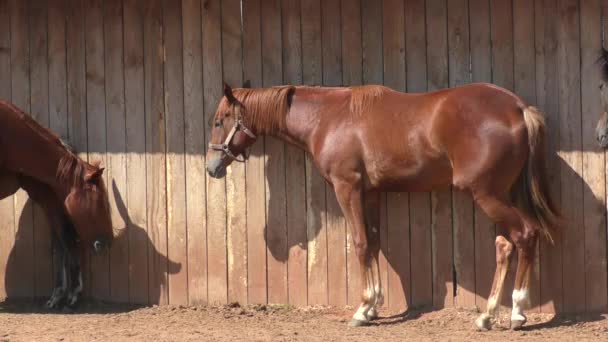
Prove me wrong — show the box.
[0,0,605,314]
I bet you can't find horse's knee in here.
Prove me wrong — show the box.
[495,236,513,264]
[354,240,369,260]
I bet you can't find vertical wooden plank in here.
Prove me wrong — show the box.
[513,0,541,312]
[469,0,494,312]
[405,0,432,308]
[580,0,607,313]
[301,0,327,305]
[557,0,584,313]
[535,0,562,314]
[144,0,169,305]
[48,0,69,139]
[322,0,347,308]
[382,0,410,311]
[261,0,288,304]
[123,0,149,305]
[162,0,188,306]
[10,0,34,299]
[104,0,129,303]
[363,0,389,311]
[29,0,54,298]
[0,0,12,300]
[282,0,308,307]
[342,0,363,307]
[202,0,227,305]
[221,0,247,305]
[447,0,475,309]
[66,0,89,297]
[242,0,267,305]
[85,0,110,301]
[426,0,452,309]
[182,0,207,305]
[48,0,69,298]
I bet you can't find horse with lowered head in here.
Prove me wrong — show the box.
[0,100,114,307]
[206,83,560,330]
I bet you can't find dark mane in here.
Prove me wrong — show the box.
[233,86,295,134]
[57,154,88,188]
[599,48,608,82]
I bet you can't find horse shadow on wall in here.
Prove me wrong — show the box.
[259,130,607,318]
[3,181,181,309]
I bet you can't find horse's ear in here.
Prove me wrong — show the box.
[224,83,237,104]
[85,167,105,183]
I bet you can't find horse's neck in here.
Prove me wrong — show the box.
[2,108,74,197]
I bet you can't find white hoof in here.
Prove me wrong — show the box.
[475,314,492,331]
[366,307,378,320]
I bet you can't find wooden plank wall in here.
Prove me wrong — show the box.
[0,0,606,314]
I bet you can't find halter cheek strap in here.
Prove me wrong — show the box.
[208,119,256,162]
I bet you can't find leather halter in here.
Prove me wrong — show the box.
[208,105,256,162]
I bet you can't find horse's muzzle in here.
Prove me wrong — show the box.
[598,133,608,149]
[206,158,227,179]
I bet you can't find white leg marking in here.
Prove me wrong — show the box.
[68,271,83,306]
[353,302,373,321]
[46,265,68,308]
[511,288,529,322]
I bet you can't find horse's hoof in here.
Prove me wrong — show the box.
[366,308,378,321]
[510,317,527,330]
[62,305,75,314]
[475,314,492,331]
[348,319,369,327]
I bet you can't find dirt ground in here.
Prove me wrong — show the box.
[0,300,607,342]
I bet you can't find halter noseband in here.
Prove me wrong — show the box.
[208,106,256,162]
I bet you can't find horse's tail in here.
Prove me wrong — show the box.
[520,106,561,243]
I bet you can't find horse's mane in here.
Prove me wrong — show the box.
[234,86,295,134]
[599,48,608,82]
[230,85,390,132]
[2,101,86,187]
[350,85,390,115]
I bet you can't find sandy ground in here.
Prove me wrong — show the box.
[0,300,607,342]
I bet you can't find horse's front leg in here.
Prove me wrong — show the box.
[364,191,383,320]
[46,242,69,309]
[65,244,83,308]
[332,178,375,326]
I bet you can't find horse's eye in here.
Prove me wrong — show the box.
[214,120,223,128]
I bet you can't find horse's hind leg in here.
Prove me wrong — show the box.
[472,190,537,330]
[508,213,538,330]
[475,234,513,330]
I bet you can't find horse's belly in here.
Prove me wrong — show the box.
[366,157,452,192]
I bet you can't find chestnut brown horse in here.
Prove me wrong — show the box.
[206,82,560,330]
[0,101,113,307]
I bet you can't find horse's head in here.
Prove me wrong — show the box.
[596,48,608,148]
[64,161,114,253]
[206,83,258,178]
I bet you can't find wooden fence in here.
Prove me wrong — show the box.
[0,0,606,314]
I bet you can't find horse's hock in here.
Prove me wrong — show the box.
[0,0,606,320]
